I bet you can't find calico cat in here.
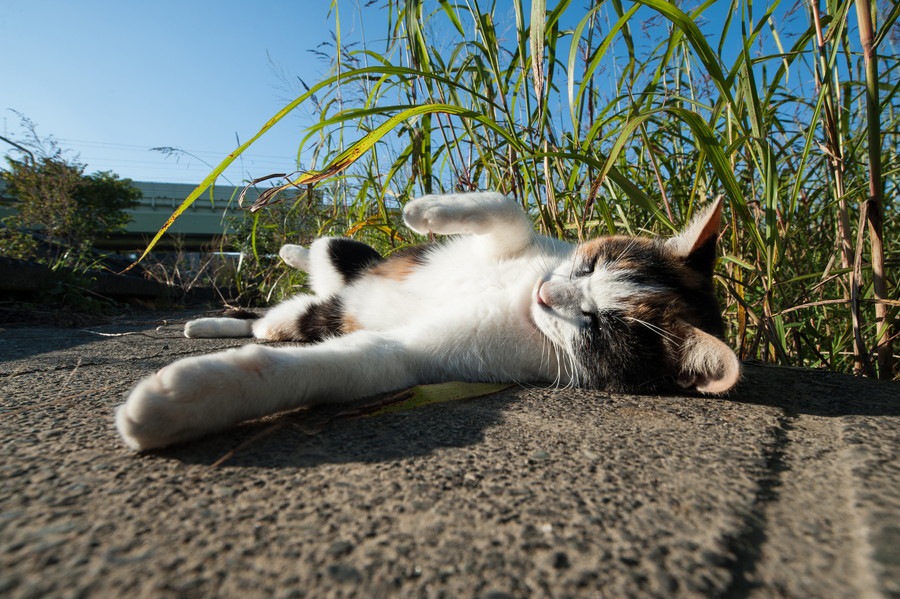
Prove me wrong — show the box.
[116,192,740,450]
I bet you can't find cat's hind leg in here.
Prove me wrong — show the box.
[403,192,536,258]
[186,238,382,340]
[184,316,255,338]
[283,237,383,298]
[279,244,310,270]
[185,294,347,342]
[249,294,319,341]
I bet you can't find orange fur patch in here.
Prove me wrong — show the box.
[370,256,420,281]
[577,237,656,267]
[341,314,362,335]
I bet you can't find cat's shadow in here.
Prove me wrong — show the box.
[161,390,516,469]
[159,364,899,469]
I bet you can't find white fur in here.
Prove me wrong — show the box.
[278,244,309,270]
[306,237,347,297]
[184,318,253,338]
[117,192,738,450]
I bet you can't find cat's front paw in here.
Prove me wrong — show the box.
[116,372,198,450]
[116,349,260,450]
[403,192,515,236]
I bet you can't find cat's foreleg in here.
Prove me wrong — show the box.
[116,331,419,451]
[183,295,319,340]
[403,192,536,258]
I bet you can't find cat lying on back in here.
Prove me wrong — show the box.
[116,192,740,450]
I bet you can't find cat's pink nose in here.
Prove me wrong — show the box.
[537,281,553,307]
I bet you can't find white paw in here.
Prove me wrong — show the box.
[403,194,463,234]
[403,192,512,235]
[184,317,253,338]
[115,348,268,450]
[279,244,310,270]
[116,372,199,451]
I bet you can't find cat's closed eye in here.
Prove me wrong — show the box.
[573,254,598,278]
[574,265,594,278]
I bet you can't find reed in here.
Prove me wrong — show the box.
[143,0,898,378]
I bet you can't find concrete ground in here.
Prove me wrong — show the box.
[1,312,897,598]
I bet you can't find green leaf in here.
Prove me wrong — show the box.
[633,0,733,105]
[246,103,522,212]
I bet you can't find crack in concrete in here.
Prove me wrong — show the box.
[719,410,795,598]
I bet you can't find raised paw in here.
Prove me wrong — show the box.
[403,192,535,257]
[403,192,497,235]
[403,191,529,236]
[403,194,448,234]
[279,244,310,270]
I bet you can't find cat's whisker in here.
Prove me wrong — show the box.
[622,315,682,344]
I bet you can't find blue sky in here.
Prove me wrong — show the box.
[1,1,820,188]
[1,0,375,184]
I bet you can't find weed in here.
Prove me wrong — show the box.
[136,0,898,378]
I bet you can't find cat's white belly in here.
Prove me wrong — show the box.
[340,241,568,384]
[344,241,545,335]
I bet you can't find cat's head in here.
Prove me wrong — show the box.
[531,199,740,394]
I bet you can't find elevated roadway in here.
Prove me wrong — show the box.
[0,181,262,251]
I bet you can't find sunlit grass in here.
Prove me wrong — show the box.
[143,0,898,379]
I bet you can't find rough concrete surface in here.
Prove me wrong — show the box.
[1,312,897,598]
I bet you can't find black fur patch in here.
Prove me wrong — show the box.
[576,308,676,392]
[683,233,718,278]
[328,239,384,284]
[297,296,346,342]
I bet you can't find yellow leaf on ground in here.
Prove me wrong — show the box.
[370,382,512,416]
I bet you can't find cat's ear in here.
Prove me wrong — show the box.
[665,197,724,276]
[677,326,741,394]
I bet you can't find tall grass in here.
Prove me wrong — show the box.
[141,0,898,379]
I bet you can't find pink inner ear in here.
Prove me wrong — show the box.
[666,198,724,257]
[688,199,724,254]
